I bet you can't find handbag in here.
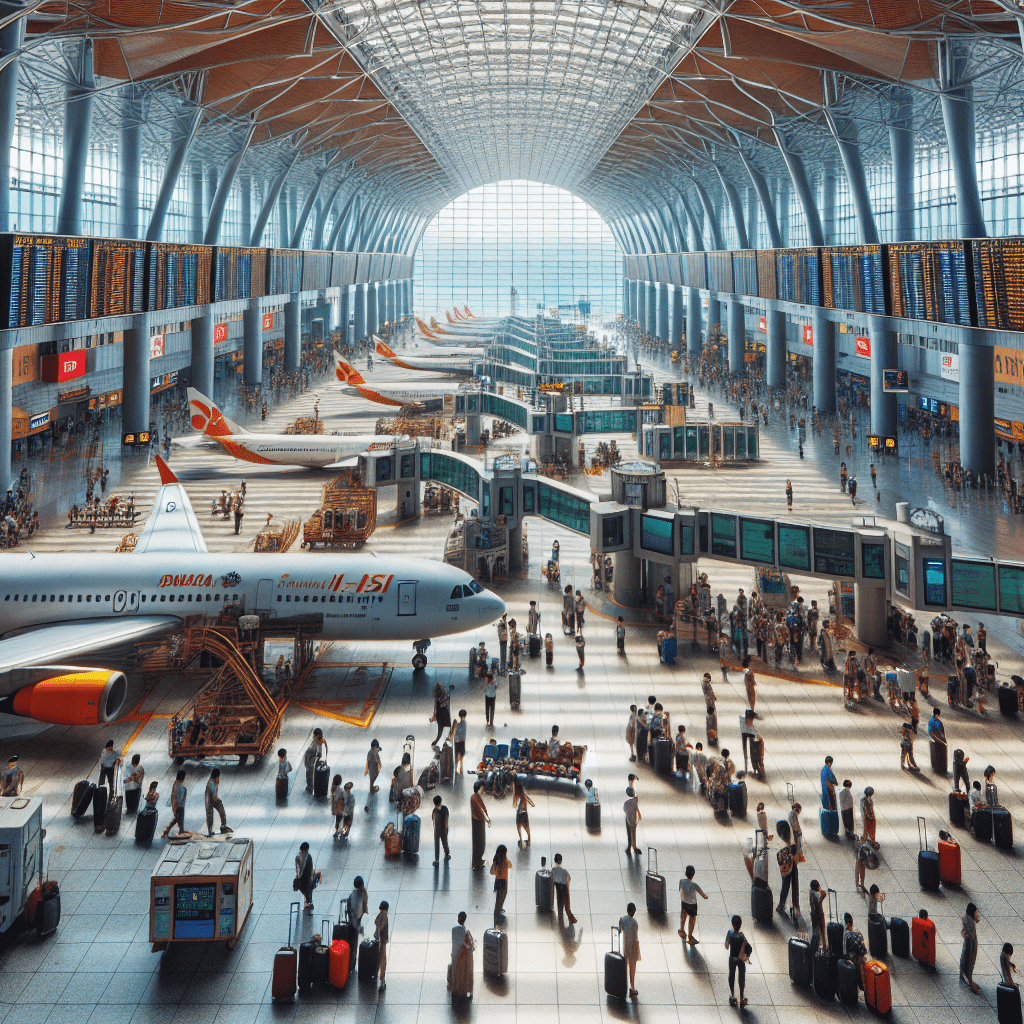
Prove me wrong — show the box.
[292,877,300,892]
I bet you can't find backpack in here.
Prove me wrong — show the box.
[777,845,793,877]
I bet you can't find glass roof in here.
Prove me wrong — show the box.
[318,0,712,195]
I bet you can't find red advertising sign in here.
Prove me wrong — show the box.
[757,316,767,333]
[262,312,274,331]
[802,325,814,346]
[150,334,164,360]
[214,323,228,344]
[855,335,871,357]
[40,351,86,383]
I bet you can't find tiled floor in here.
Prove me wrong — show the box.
[2,348,1023,1024]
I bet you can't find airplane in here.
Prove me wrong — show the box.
[381,335,485,360]
[177,389,394,469]
[335,354,464,407]
[0,458,504,728]
[374,339,476,375]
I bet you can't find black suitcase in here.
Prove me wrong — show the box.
[311,941,330,985]
[653,737,673,776]
[949,791,968,829]
[837,958,859,1006]
[645,848,667,913]
[332,901,358,954]
[930,738,947,774]
[313,760,330,798]
[789,936,812,986]
[124,788,141,814]
[535,859,553,910]
[508,670,521,710]
[994,807,1014,849]
[586,798,601,830]
[868,913,888,959]
[358,937,380,983]
[605,926,628,1000]
[298,939,317,988]
[973,806,994,843]
[919,849,940,890]
[827,922,845,957]
[104,780,123,836]
[469,647,477,674]
[751,878,773,925]
[71,780,95,819]
[890,916,910,958]
[529,633,541,658]
[729,780,747,818]
[276,776,289,801]
[135,805,157,842]
[35,883,61,938]
[813,951,837,1001]
[998,685,1019,717]
[92,785,108,833]
[999,981,1023,1024]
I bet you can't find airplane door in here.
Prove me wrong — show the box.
[397,581,416,616]
[113,590,138,614]
[127,591,139,612]
[256,579,274,614]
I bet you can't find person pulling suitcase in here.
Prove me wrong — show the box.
[374,901,389,993]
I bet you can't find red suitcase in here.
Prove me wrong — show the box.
[864,959,891,1015]
[272,902,300,1001]
[938,833,961,886]
[329,938,351,988]
[912,911,936,967]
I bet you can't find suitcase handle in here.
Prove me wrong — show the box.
[610,925,621,955]
[754,827,767,855]
[827,887,838,922]
[648,846,657,875]
[339,898,349,925]
[917,815,929,852]
[288,901,300,948]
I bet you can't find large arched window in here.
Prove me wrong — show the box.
[415,180,621,322]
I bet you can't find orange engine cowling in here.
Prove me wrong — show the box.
[1,670,128,725]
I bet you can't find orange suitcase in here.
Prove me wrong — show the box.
[912,911,936,967]
[864,959,891,1015]
[328,938,351,988]
[938,835,961,886]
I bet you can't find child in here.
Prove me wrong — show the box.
[839,779,856,839]
[544,633,553,666]
[706,703,718,747]
[616,616,626,654]
[1001,943,1018,989]
[867,883,885,919]
[756,801,773,841]
[277,749,292,786]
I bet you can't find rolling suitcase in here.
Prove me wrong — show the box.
[819,807,839,836]
[92,785,108,833]
[535,857,553,910]
[358,937,380,983]
[930,738,947,774]
[272,902,300,1001]
[813,950,838,1001]
[103,777,123,836]
[440,743,454,782]
[276,776,289,801]
[124,788,141,814]
[604,926,628,1000]
[998,684,1019,717]
[653,737,673,776]
[483,928,508,976]
[729,780,747,818]
[999,982,1023,1024]
[868,913,888,959]
[586,789,601,830]
[645,848,667,913]
[889,917,910,958]
[994,807,1014,849]
[71,780,95,819]
[788,936,812,986]
[312,923,331,985]
[403,813,421,855]
[938,833,961,885]
[750,830,773,925]
[529,633,541,658]
[333,901,358,955]
[33,882,61,938]
[135,805,157,842]
[973,805,994,843]
[328,936,351,988]
[298,937,317,989]
[837,958,859,1006]
[949,791,968,828]
[508,670,521,710]
[863,959,891,1015]
[827,890,844,957]
[313,760,330,799]
[918,817,940,891]
[912,910,936,968]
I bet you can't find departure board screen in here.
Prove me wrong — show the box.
[0,234,91,327]
[89,239,145,318]
[923,558,947,606]
[778,524,811,572]
[681,253,706,291]
[705,252,733,294]
[821,246,886,314]
[951,559,997,611]
[775,249,821,305]
[813,528,855,577]
[711,513,737,558]
[268,250,302,295]
[739,517,775,565]
[998,564,1024,615]
[212,247,265,302]
[331,252,358,288]
[146,243,212,310]
[895,542,910,597]
[301,251,332,292]
[641,514,674,556]
[733,252,758,296]
[862,540,886,580]
[174,884,216,940]
[973,238,1024,331]
[756,251,776,300]
[889,241,972,326]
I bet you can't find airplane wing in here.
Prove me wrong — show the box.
[133,458,208,555]
[0,617,182,672]
[170,434,221,451]
[322,456,360,471]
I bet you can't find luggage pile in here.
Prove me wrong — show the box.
[472,737,587,785]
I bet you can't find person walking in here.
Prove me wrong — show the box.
[574,591,586,634]
[725,915,750,1007]
[678,865,708,944]
[490,845,511,923]
[786,479,793,511]
[623,786,641,855]
[374,901,389,993]
[483,673,496,729]
[497,614,508,674]
[338,781,355,838]
[470,781,490,870]
[294,841,318,914]
[161,769,189,838]
[775,819,799,921]
[960,903,981,993]
[616,616,626,654]
[98,739,121,792]
[899,721,919,771]
[452,710,468,775]
[2,755,24,796]
[331,775,345,838]
[744,660,758,714]
[449,911,474,997]
[551,853,579,926]
[626,705,638,762]
[618,903,641,1000]
[513,774,535,846]
[432,794,451,865]
[364,739,381,811]
[850,475,858,504]
[575,630,585,669]
[204,768,230,836]
[739,709,756,773]
[304,728,327,793]
[562,585,575,635]
[430,682,451,745]
[953,747,971,794]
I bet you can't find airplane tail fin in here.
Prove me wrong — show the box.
[187,387,242,438]
[335,353,366,384]
[464,305,474,318]
[430,317,441,329]
[415,317,437,338]
[447,311,455,323]
[375,337,397,359]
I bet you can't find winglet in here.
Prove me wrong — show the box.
[375,338,397,359]
[187,387,243,438]
[156,455,178,485]
[335,353,366,384]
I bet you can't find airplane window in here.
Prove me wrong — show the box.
[105,596,110,601]
[286,596,291,602]
[450,586,464,599]
[277,596,282,602]
[3,595,8,600]
[31,595,36,602]
[86,595,91,602]
[330,596,336,603]
[178,594,184,602]
[77,595,82,602]
[160,595,166,602]
[466,580,484,595]
[140,595,145,602]
[13,595,18,601]
[304,596,309,603]
[59,595,64,602]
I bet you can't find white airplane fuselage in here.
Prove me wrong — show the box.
[339,382,463,406]
[176,432,390,469]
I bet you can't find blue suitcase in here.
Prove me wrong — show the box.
[497,744,509,758]
[510,738,522,759]
[820,807,839,836]
[402,813,420,855]
[483,743,498,762]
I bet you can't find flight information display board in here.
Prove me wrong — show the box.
[862,540,886,580]
[331,252,357,288]
[756,250,776,300]
[923,558,947,606]
[739,517,775,565]
[705,252,733,294]
[641,514,674,556]
[681,253,706,291]
[146,243,212,310]
[174,884,216,940]
[89,239,145,318]
[0,234,91,327]
[821,246,886,314]
[813,527,855,577]
[775,248,821,305]
[212,246,265,302]
[301,251,332,292]
[973,237,1024,331]
[711,513,737,558]
[998,564,1024,615]
[733,252,758,296]
[778,523,811,571]
[889,241,972,326]
[951,559,997,611]
[267,249,302,295]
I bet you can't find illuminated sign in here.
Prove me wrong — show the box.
[40,351,86,383]
[214,323,228,343]
[882,369,909,393]
[122,431,151,446]
[940,353,960,382]
[757,316,767,333]
[854,336,871,357]
[802,325,813,346]
[262,312,274,331]
[150,334,165,359]
[28,411,50,431]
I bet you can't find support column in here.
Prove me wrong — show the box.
[686,287,702,357]
[728,298,745,374]
[190,314,214,398]
[0,345,11,489]
[205,167,218,220]
[622,277,631,320]
[827,110,879,244]
[670,286,683,354]
[774,132,825,247]
[56,39,95,236]
[707,295,721,340]
[821,163,836,246]
[811,308,835,413]
[354,284,366,341]
[890,88,915,241]
[250,155,297,247]
[646,282,658,337]
[277,187,289,248]
[146,106,203,241]
[119,86,142,239]
[778,178,791,247]
[939,41,987,239]
[239,174,252,247]
[959,342,995,478]
[854,581,889,648]
[386,282,396,324]
[284,295,300,372]
[766,310,786,391]
[0,4,25,233]
[403,281,411,318]
[204,122,256,245]
[630,280,640,325]
[613,550,644,608]
[288,187,299,245]
[377,283,387,332]
[190,162,204,244]
[366,284,378,339]
[869,320,898,436]
[338,287,350,345]
[657,282,669,341]
[123,314,152,435]
[243,303,263,387]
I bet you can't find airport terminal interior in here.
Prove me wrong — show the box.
[8,3,1024,1024]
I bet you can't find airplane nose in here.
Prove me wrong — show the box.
[481,594,505,624]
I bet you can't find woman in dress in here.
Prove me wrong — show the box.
[490,845,511,923]
[430,682,451,745]
[450,911,475,999]
[512,775,535,846]
[960,903,981,993]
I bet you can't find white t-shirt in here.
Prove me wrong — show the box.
[838,787,854,812]
[551,865,568,885]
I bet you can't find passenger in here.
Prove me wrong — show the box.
[303,728,327,793]
[98,739,121,792]
[364,739,382,810]
[204,768,230,836]
[161,769,189,838]
[331,774,345,839]
[1,754,24,796]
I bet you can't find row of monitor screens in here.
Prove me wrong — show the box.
[638,512,885,580]
[916,556,1024,615]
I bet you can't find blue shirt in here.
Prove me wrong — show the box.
[927,717,945,739]
[820,764,837,791]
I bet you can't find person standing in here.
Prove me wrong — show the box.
[331,775,345,838]
[449,911,474,997]
[839,779,856,839]
[204,768,229,836]
[743,661,758,714]
[786,479,793,511]
[2,755,24,796]
[725,914,749,1007]
[574,591,586,634]
[739,710,756,773]
[161,769,189,838]
[618,903,641,1000]
[562,585,575,634]
[513,774,534,846]
[861,786,878,847]
[497,614,508,674]
[490,845,511,923]
[123,755,144,813]
[899,721,919,771]
[98,740,121,792]
[575,631,585,669]
[616,616,626,654]
[528,600,540,635]
[960,903,981,993]
[304,728,327,793]
[623,786,641,855]
[809,880,826,954]
[452,710,468,775]
[820,756,838,810]
[678,865,708,944]
[294,842,318,914]
[483,673,496,729]
[953,748,970,794]
[364,739,381,811]
[551,853,579,925]
[850,475,858,504]
[374,901,389,993]
[339,781,355,838]
[626,705,638,762]
[348,876,368,934]
[430,682,451,745]
[470,781,490,870]
[775,819,799,921]
[432,794,451,865]
[1001,943,1018,989]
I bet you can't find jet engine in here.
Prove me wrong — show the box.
[0,668,128,725]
